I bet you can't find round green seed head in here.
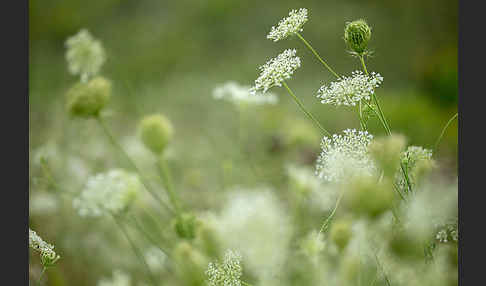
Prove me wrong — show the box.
[66,76,111,118]
[174,213,197,240]
[344,19,372,55]
[344,176,395,218]
[330,219,353,251]
[139,114,174,154]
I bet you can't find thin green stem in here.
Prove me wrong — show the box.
[242,281,253,286]
[36,267,46,286]
[282,81,331,137]
[157,157,181,216]
[96,116,174,215]
[111,214,158,286]
[296,32,340,78]
[360,57,412,194]
[433,113,458,154]
[318,193,343,236]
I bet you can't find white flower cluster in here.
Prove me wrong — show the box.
[316,129,375,182]
[213,81,278,106]
[206,250,243,286]
[98,270,131,286]
[29,228,60,267]
[211,189,292,282]
[251,49,301,94]
[267,8,308,42]
[435,221,458,243]
[65,29,106,82]
[317,71,383,106]
[73,169,142,217]
[396,146,433,189]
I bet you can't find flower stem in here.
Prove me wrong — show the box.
[282,81,331,137]
[96,115,175,215]
[112,214,159,286]
[36,267,46,286]
[318,193,342,237]
[296,32,340,79]
[433,113,458,154]
[157,157,181,216]
[359,56,412,194]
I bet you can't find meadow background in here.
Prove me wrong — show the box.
[29,0,457,285]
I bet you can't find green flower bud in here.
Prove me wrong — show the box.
[344,176,395,218]
[174,213,197,240]
[66,76,111,118]
[368,134,406,177]
[344,19,372,55]
[139,114,174,154]
[330,218,353,251]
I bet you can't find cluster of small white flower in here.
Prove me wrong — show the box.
[29,228,60,267]
[250,49,301,94]
[317,71,383,106]
[97,269,132,286]
[206,250,243,286]
[316,129,375,182]
[73,169,142,217]
[213,81,278,105]
[65,29,106,82]
[267,8,308,42]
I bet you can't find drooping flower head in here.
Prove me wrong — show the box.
[65,29,106,82]
[29,228,61,267]
[213,81,278,106]
[316,129,375,182]
[206,250,243,286]
[317,71,383,106]
[251,49,301,94]
[73,169,142,217]
[267,8,308,42]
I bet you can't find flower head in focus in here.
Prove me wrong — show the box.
[206,250,243,286]
[65,29,106,82]
[29,228,61,267]
[317,71,383,106]
[316,129,375,182]
[251,49,301,94]
[73,169,142,217]
[267,8,308,42]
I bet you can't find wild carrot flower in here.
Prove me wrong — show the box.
[317,71,383,106]
[316,129,375,182]
[250,49,301,94]
[206,250,243,286]
[213,81,278,105]
[73,169,142,217]
[65,29,106,82]
[344,19,372,56]
[267,8,308,42]
[98,270,131,286]
[29,228,61,267]
[396,146,434,190]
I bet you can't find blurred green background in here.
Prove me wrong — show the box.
[29,0,457,285]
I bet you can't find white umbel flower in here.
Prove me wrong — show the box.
[73,169,142,217]
[29,228,61,267]
[251,49,301,94]
[206,250,243,286]
[65,29,106,82]
[213,81,278,105]
[267,8,308,42]
[316,129,375,182]
[317,71,383,106]
[98,270,131,286]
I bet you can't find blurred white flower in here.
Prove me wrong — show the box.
[251,49,301,94]
[65,29,106,82]
[213,81,278,106]
[267,8,308,42]
[73,169,142,217]
[98,270,131,286]
[30,192,59,215]
[316,129,375,182]
[144,247,168,273]
[206,250,243,286]
[317,71,383,106]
